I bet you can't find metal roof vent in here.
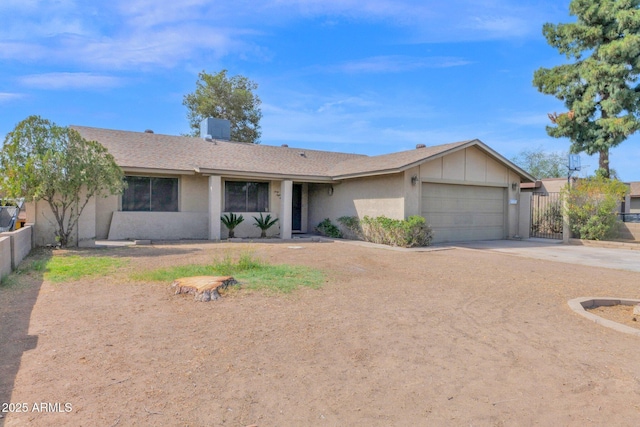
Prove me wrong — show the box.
[144,129,154,133]
[416,144,426,149]
[299,151,306,158]
[281,144,289,147]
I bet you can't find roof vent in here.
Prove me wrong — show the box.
[416,144,426,149]
[144,129,154,134]
[299,152,306,158]
[281,144,289,147]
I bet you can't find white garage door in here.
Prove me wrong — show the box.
[421,183,506,243]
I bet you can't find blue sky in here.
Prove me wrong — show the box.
[1,0,639,181]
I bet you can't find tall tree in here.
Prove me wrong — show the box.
[533,0,640,178]
[183,70,262,143]
[512,147,567,179]
[0,116,125,247]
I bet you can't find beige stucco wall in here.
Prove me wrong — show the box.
[108,211,209,240]
[308,173,404,231]
[506,169,521,239]
[26,200,60,246]
[618,222,640,240]
[182,175,209,211]
[403,166,421,217]
[96,195,118,239]
[0,236,12,280]
[518,192,531,239]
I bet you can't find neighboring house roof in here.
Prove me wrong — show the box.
[630,182,640,197]
[71,126,535,182]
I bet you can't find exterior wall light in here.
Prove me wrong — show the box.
[411,175,419,186]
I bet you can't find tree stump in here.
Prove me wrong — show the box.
[171,276,238,302]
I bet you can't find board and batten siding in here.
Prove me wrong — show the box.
[418,146,521,243]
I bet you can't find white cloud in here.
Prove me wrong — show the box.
[0,0,561,71]
[330,56,471,74]
[0,92,25,102]
[19,73,125,89]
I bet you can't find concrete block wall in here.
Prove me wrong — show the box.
[618,222,640,241]
[0,236,11,281]
[0,225,34,280]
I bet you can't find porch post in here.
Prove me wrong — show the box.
[280,180,293,239]
[209,176,222,241]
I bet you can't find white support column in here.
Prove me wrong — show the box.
[209,176,222,241]
[280,180,293,239]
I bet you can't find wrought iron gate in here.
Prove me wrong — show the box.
[530,192,563,239]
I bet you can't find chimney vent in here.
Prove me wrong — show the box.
[200,118,231,141]
[144,129,154,133]
[416,144,426,149]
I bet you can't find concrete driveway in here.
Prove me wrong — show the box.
[452,239,640,273]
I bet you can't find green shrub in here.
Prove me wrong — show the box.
[252,213,278,238]
[221,213,244,238]
[337,215,362,240]
[563,176,628,240]
[315,218,342,238]
[359,215,432,247]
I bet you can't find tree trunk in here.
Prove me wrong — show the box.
[171,276,238,302]
[599,149,610,178]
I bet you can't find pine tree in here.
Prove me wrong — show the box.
[533,0,640,178]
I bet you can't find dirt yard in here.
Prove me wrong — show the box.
[2,240,640,426]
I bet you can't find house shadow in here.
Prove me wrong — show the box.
[0,250,50,427]
[71,244,205,259]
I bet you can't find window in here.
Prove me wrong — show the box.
[122,176,178,212]
[225,181,269,212]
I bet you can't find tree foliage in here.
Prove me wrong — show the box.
[0,116,125,246]
[562,176,628,240]
[183,70,262,143]
[533,0,640,178]
[511,147,568,179]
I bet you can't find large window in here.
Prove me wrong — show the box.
[122,176,178,212]
[225,181,269,212]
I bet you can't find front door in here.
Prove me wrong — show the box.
[292,184,302,232]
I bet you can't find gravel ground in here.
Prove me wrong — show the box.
[2,240,640,426]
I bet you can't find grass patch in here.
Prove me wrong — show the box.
[43,254,127,283]
[0,250,51,288]
[133,252,323,294]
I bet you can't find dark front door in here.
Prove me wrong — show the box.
[292,184,302,232]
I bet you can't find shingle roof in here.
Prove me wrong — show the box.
[630,182,640,197]
[72,126,364,180]
[71,126,533,182]
[327,141,472,178]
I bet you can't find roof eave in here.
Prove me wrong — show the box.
[196,168,338,183]
[121,167,196,175]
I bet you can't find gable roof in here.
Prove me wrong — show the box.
[71,126,535,182]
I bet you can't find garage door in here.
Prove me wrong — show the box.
[421,183,506,243]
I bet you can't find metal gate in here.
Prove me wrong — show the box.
[530,192,563,239]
